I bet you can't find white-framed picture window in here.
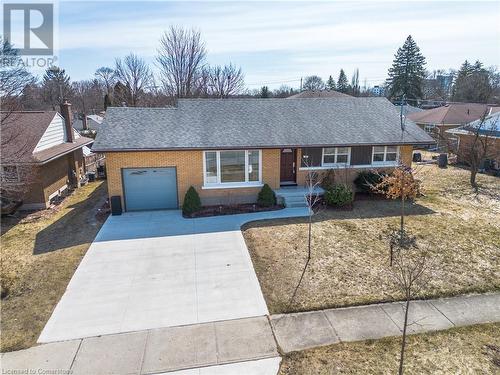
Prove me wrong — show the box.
[203,150,262,187]
[372,146,399,164]
[322,147,351,166]
[1,165,20,183]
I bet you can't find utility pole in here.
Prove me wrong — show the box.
[400,94,406,132]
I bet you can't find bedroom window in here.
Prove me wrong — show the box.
[322,147,351,166]
[372,146,399,164]
[203,150,262,187]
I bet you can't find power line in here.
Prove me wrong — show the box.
[246,78,302,86]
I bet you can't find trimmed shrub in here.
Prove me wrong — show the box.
[324,184,354,207]
[257,184,276,207]
[354,170,386,193]
[182,186,201,216]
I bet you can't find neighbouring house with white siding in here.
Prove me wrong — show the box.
[1,100,93,210]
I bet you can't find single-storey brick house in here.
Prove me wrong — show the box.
[92,98,433,212]
[447,111,500,167]
[0,101,93,210]
[406,103,497,150]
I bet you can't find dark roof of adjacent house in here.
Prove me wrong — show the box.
[447,111,500,139]
[406,103,494,125]
[92,98,434,152]
[287,90,351,98]
[1,111,93,164]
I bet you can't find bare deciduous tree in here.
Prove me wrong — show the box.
[156,26,207,98]
[114,53,153,106]
[71,79,105,115]
[387,229,429,375]
[94,67,116,94]
[1,38,38,196]
[1,38,35,124]
[302,75,325,91]
[454,110,499,190]
[286,157,322,310]
[208,64,245,98]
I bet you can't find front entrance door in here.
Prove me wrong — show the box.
[280,148,296,183]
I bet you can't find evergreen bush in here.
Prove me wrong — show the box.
[182,186,201,216]
[257,184,276,207]
[324,184,354,207]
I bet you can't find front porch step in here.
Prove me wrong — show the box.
[274,186,325,208]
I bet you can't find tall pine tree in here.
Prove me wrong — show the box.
[326,75,336,90]
[42,66,71,109]
[452,60,492,103]
[337,69,349,93]
[386,35,426,100]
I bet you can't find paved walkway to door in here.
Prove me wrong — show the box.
[38,208,309,343]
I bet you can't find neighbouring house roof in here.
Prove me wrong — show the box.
[447,111,500,139]
[93,98,434,152]
[1,111,93,164]
[287,90,351,98]
[83,146,93,157]
[406,103,494,125]
[73,114,105,131]
[399,104,424,115]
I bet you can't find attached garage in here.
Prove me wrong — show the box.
[122,168,178,211]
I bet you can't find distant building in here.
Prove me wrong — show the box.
[371,85,385,97]
[423,73,453,100]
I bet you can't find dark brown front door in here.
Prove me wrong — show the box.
[280,148,296,183]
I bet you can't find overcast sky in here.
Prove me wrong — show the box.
[54,1,500,89]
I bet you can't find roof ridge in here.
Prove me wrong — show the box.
[0,110,56,114]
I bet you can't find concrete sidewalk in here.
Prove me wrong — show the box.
[2,316,278,374]
[271,292,500,353]
[2,293,499,374]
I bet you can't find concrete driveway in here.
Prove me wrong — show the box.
[39,208,308,343]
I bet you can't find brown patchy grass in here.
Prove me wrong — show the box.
[0,181,108,352]
[243,164,500,314]
[279,323,500,375]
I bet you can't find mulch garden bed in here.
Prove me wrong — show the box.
[185,203,284,218]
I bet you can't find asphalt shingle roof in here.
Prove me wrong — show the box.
[1,111,93,164]
[92,98,434,151]
[287,90,351,98]
[407,103,493,125]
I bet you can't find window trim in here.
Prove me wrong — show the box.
[202,150,263,188]
[371,145,400,166]
[321,147,351,167]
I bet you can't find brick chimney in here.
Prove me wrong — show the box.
[60,99,74,142]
